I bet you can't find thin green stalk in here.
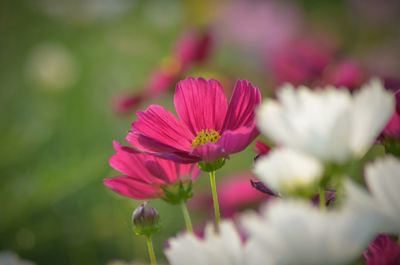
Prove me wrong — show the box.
[145,236,157,265]
[209,171,221,230]
[180,202,193,233]
[319,188,326,210]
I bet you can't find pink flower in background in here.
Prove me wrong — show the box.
[216,0,303,55]
[189,173,271,218]
[104,141,199,200]
[112,29,213,115]
[383,113,400,139]
[364,235,400,265]
[323,59,367,90]
[271,39,335,86]
[218,174,270,217]
[127,77,261,163]
[175,29,213,70]
[254,140,271,157]
[112,93,145,115]
[382,78,400,139]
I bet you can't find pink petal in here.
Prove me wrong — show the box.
[128,105,194,154]
[145,156,199,183]
[223,80,261,131]
[219,126,259,155]
[104,176,160,200]
[190,143,228,162]
[127,133,200,163]
[174,77,228,135]
[109,142,166,185]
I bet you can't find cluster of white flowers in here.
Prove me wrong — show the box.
[165,79,400,265]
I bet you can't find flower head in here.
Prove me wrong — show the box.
[104,141,199,202]
[257,79,394,163]
[132,202,161,236]
[127,77,261,164]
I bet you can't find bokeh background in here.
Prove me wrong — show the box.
[1,0,399,264]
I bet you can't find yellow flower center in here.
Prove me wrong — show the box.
[192,129,221,148]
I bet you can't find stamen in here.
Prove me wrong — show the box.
[192,129,221,148]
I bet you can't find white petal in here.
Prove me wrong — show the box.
[257,85,353,163]
[241,197,376,265]
[254,148,323,193]
[165,221,245,265]
[365,155,400,233]
[350,79,395,156]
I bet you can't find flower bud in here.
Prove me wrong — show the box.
[132,202,161,236]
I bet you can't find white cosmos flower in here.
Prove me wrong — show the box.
[254,147,323,194]
[365,155,400,234]
[257,79,394,163]
[165,221,251,265]
[241,186,377,265]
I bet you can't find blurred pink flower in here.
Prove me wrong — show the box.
[271,39,335,86]
[216,0,303,55]
[363,235,400,265]
[382,78,400,139]
[190,173,270,218]
[113,29,213,115]
[383,113,400,139]
[175,29,213,70]
[113,93,145,115]
[218,173,270,218]
[127,77,261,163]
[254,140,271,157]
[104,141,199,200]
[323,59,367,90]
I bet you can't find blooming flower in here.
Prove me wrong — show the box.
[127,77,261,164]
[254,147,323,195]
[165,221,250,265]
[365,156,400,234]
[257,79,394,163]
[242,195,377,265]
[364,234,400,265]
[104,141,199,201]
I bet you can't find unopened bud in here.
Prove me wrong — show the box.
[132,202,161,236]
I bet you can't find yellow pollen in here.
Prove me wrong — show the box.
[192,129,221,148]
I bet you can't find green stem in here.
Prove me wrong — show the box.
[145,236,157,265]
[209,171,221,230]
[319,188,326,210]
[180,202,193,233]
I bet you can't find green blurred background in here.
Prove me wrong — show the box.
[1,0,399,264]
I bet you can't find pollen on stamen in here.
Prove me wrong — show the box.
[192,129,221,148]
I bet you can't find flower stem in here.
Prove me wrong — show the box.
[145,235,157,265]
[209,170,221,230]
[180,202,193,233]
[319,188,326,210]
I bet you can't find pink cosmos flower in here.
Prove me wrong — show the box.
[104,141,199,200]
[363,234,400,265]
[127,77,261,164]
